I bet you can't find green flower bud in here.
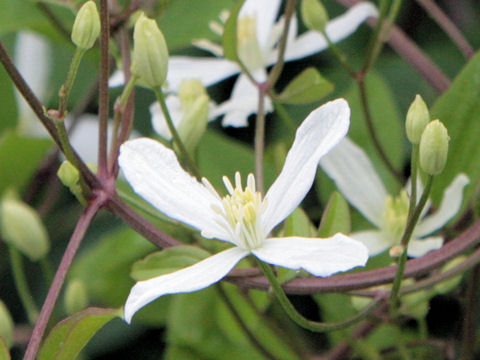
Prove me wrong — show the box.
[301,0,329,32]
[64,279,88,315]
[419,120,449,175]
[406,94,430,144]
[176,80,209,154]
[0,197,50,261]
[57,161,86,205]
[132,13,169,89]
[71,1,100,50]
[0,300,14,348]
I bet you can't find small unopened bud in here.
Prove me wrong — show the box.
[64,280,88,315]
[406,94,430,144]
[71,1,100,50]
[419,120,449,175]
[0,300,14,348]
[0,197,50,261]
[57,161,86,205]
[132,13,169,88]
[301,0,329,32]
[389,244,404,258]
[177,80,209,154]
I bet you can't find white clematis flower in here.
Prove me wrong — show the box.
[119,99,369,323]
[111,1,377,127]
[319,137,470,258]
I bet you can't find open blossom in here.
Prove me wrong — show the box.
[119,99,369,323]
[319,137,469,257]
[111,1,378,127]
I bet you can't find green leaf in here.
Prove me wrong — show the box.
[318,191,351,237]
[430,52,480,206]
[276,67,334,104]
[0,132,52,194]
[0,338,11,360]
[283,207,316,238]
[131,245,211,281]
[38,307,121,360]
[222,0,245,61]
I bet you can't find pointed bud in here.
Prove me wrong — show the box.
[177,80,209,154]
[0,300,14,348]
[0,196,49,261]
[419,120,449,175]
[132,13,169,89]
[64,280,89,315]
[71,1,100,50]
[406,94,430,144]
[301,0,329,32]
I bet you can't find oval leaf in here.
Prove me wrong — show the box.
[276,67,334,104]
[222,0,245,62]
[131,245,211,281]
[0,338,10,360]
[38,307,121,360]
[318,191,351,237]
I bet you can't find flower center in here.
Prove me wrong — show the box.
[213,172,266,250]
[382,190,410,244]
[237,16,264,72]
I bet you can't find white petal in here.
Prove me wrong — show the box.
[319,137,388,228]
[119,138,231,241]
[240,0,282,50]
[351,230,391,256]
[253,234,368,277]
[415,174,470,236]
[263,99,350,234]
[407,236,443,258]
[109,69,125,87]
[14,32,51,137]
[167,56,239,90]
[280,2,378,63]
[150,96,183,140]
[124,247,249,323]
[214,72,272,127]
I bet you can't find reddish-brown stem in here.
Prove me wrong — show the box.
[415,0,474,60]
[97,0,110,177]
[22,196,105,360]
[335,0,451,93]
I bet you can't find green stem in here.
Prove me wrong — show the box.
[390,175,434,313]
[153,87,201,179]
[59,48,86,118]
[8,246,39,324]
[254,91,266,194]
[408,144,419,220]
[321,30,356,76]
[257,260,382,332]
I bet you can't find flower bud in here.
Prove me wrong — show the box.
[419,120,449,175]
[71,1,100,50]
[301,0,329,32]
[57,161,86,205]
[132,13,169,89]
[406,94,430,144]
[0,196,50,261]
[0,300,14,348]
[64,279,89,315]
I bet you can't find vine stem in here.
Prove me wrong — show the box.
[22,196,105,360]
[58,47,85,118]
[389,175,434,313]
[257,260,384,332]
[254,88,266,194]
[8,246,39,324]
[407,144,419,220]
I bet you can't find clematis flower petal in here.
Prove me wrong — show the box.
[215,71,272,127]
[119,138,232,242]
[320,137,388,228]
[415,174,469,237]
[167,56,240,91]
[149,97,183,140]
[279,2,378,63]
[263,99,350,234]
[252,234,368,277]
[351,230,391,256]
[407,236,443,258]
[124,247,249,323]
[240,0,282,50]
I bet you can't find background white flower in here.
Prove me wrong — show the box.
[319,137,469,257]
[119,99,369,323]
